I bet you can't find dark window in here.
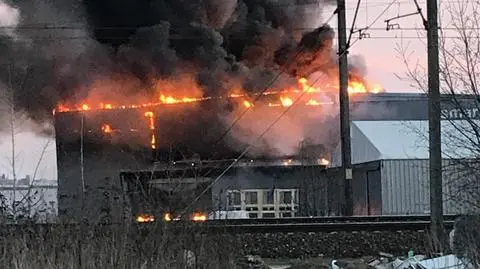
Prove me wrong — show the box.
[263,190,274,204]
[280,191,292,203]
[245,192,258,204]
[228,192,241,206]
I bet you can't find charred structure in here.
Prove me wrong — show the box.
[54,93,339,222]
[54,92,480,222]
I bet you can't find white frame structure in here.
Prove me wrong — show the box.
[226,188,298,218]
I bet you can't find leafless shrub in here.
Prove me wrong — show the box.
[396,0,480,261]
[0,223,241,269]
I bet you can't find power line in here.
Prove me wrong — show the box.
[180,37,361,215]
[1,26,477,31]
[0,35,468,40]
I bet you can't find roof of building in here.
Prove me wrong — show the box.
[331,120,480,166]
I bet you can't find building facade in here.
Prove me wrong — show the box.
[54,92,480,221]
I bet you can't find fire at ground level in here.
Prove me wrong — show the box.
[54,92,480,223]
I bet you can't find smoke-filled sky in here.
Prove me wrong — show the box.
[0,0,429,180]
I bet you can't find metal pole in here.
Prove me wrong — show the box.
[337,0,354,216]
[427,0,445,250]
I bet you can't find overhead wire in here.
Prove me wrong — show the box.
[1,26,478,31]
[178,40,360,216]
[179,0,431,214]
[180,31,363,217]
[174,11,337,176]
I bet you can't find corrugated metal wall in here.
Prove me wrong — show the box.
[380,159,480,215]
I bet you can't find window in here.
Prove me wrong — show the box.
[244,191,258,204]
[279,191,292,204]
[263,190,274,204]
[228,191,241,206]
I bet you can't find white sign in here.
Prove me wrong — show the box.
[441,108,480,119]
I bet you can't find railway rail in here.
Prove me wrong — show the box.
[148,215,458,233]
[200,214,459,225]
[0,215,458,235]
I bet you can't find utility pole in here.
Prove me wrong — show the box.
[427,0,444,250]
[336,0,354,216]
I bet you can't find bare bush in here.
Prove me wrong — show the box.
[397,0,480,264]
[0,64,57,223]
[0,224,241,269]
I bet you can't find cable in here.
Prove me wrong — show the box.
[0,35,470,40]
[179,11,338,178]
[179,40,358,216]
[2,26,479,31]
[365,0,399,29]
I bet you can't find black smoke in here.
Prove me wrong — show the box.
[0,0,370,136]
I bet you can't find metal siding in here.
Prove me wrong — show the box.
[381,160,430,215]
[352,169,368,215]
[366,169,382,215]
[381,159,480,215]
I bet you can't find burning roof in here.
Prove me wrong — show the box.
[1,0,383,138]
[54,76,382,113]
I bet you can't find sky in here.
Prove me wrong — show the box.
[0,0,437,181]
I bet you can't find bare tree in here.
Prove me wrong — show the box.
[0,64,56,223]
[397,0,480,264]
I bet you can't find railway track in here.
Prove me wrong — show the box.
[201,214,459,225]
[136,215,458,234]
[0,215,458,235]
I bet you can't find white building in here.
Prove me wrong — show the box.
[330,120,480,215]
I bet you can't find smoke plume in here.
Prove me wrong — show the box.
[0,0,19,39]
[0,0,371,157]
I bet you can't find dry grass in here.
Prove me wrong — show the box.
[0,223,240,269]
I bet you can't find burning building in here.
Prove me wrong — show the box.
[2,0,389,221]
[53,72,385,223]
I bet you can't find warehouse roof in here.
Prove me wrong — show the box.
[331,120,480,166]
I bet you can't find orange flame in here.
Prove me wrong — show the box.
[55,76,383,112]
[280,96,293,107]
[144,111,156,149]
[101,124,112,133]
[243,100,253,108]
[160,94,203,104]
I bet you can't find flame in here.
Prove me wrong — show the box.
[136,214,155,223]
[319,158,330,166]
[160,94,203,104]
[101,124,112,133]
[150,134,156,149]
[144,111,156,149]
[144,111,155,130]
[100,103,113,109]
[306,99,321,106]
[280,96,293,107]
[348,80,367,93]
[191,212,207,222]
[243,100,253,108]
[55,76,383,112]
